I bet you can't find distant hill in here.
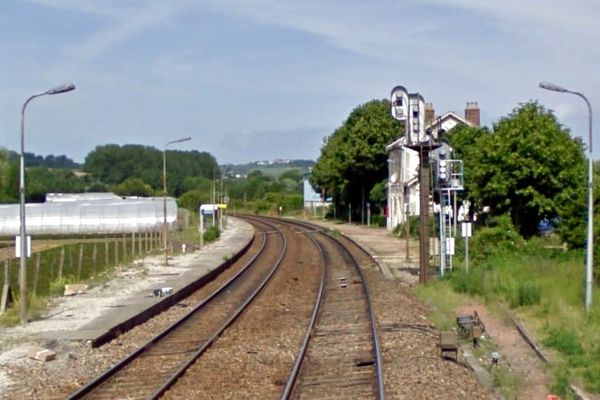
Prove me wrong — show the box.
[221,159,314,178]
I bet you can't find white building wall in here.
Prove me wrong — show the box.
[386,139,420,231]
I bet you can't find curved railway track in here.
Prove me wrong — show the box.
[271,217,384,400]
[67,216,384,399]
[67,218,286,400]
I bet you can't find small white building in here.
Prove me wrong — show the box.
[386,102,480,231]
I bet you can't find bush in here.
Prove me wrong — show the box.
[393,215,426,238]
[469,214,524,264]
[203,226,220,243]
[370,214,386,227]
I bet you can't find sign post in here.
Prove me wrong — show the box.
[461,222,472,272]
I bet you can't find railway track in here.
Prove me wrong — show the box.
[67,216,384,399]
[67,218,286,400]
[274,218,384,400]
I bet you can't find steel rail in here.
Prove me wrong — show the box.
[68,218,281,399]
[148,218,288,398]
[262,216,385,400]
[279,223,326,399]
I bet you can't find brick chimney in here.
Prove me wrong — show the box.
[465,102,480,127]
[425,103,435,125]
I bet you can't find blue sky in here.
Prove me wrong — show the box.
[1,0,599,164]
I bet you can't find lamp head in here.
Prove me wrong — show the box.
[539,81,567,93]
[46,83,76,95]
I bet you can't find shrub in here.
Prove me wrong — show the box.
[203,226,220,243]
[469,214,524,264]
[370,214,386,227]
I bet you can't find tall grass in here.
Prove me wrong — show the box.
[1,233,161,325]
[429,215,600,395]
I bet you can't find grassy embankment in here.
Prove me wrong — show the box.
[416,216,599,399]
[0,217,219,326]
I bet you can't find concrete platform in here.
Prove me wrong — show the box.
[37,217,255,347]
[305,219,420,285]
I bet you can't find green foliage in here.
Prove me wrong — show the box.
[509,280,541,308]
[451,102,586,239]
[113,178,153,197]
[543,328,584,356]
[448,269,484,296]
[370,214,386,227]
[203,226,220,243]
[83,144,219,196]
[1,236,152,322]
[469,214,524,262]
[7,150,79,169]
[310,99,401,222]
[393,216,420,238]
[178,189,210,212]
[369,179,387,215]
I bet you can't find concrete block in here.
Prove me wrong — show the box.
[28,347,56,362]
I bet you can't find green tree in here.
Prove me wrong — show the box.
[0,148,16,202]
[463,102,586,238]
[311,99,401,221]
[83,144,219,196]
[113,178,154,197]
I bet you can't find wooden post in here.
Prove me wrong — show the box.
[138,232,142,255]
[3,260,8,287]
[92,243,97,276]
[33,253,41,295]
[58,247,65,280]
[122,234,127,259]
[114,240,119,265]
[77,244,84,281]
[104,239,109,266]
[1,259,13,313]
[68,246,73,271]
[131,232,135,258]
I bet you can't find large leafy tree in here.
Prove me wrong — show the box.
[310,99,402,220]
[456,102,586,238]
[83,144,219,196]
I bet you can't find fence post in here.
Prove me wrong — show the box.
[122,234,127,260]
[115,239,119,265]
[138,232,142,255]
[104,238,109,266]
[33,253,41,295]
[77,244,84,281]
[4,260,9,287]
[92,243,97,276]
[58,247,65,281]
[131,232,135,258]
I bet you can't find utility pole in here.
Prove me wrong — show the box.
[391,86,441,284]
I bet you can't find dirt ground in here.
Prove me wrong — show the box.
[457,302,553,399]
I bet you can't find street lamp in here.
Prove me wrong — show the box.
[19,83,75,324]
[162,136,191,266]
[539,81,594,312]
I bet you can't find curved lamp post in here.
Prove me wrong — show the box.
[539,81,593,312]
[162,136,191,266]
[20,83,75,324]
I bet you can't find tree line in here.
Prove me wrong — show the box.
[0,144,307,214]
[310,98,597,251]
